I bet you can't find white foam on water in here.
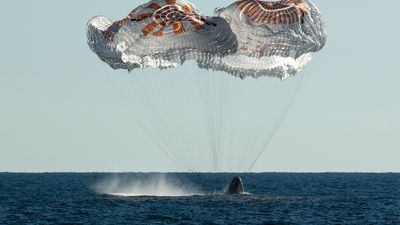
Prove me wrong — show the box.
[94,174,203,197]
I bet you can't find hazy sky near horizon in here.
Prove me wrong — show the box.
[0,0,399,172]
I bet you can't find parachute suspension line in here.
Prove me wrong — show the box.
[193,69,206,171]
[87,1,326,173]
[231,78,254,172]
[189,70,204,171]
[130,75,197,172]
[195,71,209,171]
[211,73,218,171]
[174,71,198,171]
[190,70,207,172]
[128,76,188,170]
[209,73,219,171]
[245,74,310,172]
[213,74,222,171]
[224,78,237,172]
[202,74,211,172]
[248,81,280,158]
[214,74,233,172]
[132,73,198,171]
[244,86,298,172]
[183,68,204,172]
[103,70,184,171]
[238,79,282,172]
[207,72,217,171]
[175,69,203,172]
[211,75,217,171]
[198,70,218,172]
[169,71,192,170]
[217,74,229,172]
[212,73,223,171]
[213,73,229,172]
[226,78,237,172]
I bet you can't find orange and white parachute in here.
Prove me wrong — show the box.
[87,0,326,79]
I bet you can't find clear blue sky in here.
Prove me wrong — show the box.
[0,0,399,172]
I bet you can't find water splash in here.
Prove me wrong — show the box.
[94,174,203,197]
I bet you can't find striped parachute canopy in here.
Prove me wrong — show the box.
[86,0,327,172]
[87,0,326,79]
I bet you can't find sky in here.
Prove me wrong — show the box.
[0,0,399,172]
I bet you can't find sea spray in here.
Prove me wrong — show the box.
[94,173,203,197]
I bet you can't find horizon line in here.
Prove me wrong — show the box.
[1,171,399,174]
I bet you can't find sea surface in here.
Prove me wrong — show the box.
[0,173,399,225]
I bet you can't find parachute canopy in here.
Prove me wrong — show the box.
[87,0,326,79]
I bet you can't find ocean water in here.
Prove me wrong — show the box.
[0,173,398,225]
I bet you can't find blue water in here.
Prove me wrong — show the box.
[0,173,399,225]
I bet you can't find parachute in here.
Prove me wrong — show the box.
[87,0,326,79]
[86,0,326,172]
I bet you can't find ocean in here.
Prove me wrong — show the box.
[0,173,399,224]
